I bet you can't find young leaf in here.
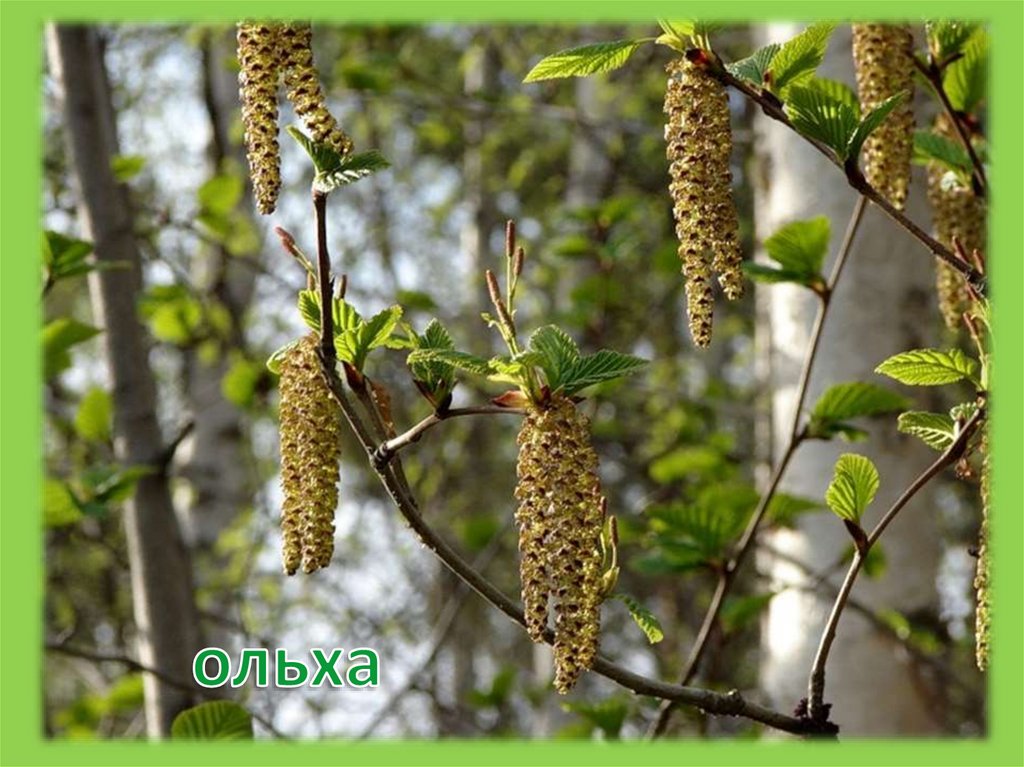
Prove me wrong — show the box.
[407,319,457,398]
[926,20,979,62]
[171,701,253,740]
[897,411,956,451]
[528,325,579,391]
[74,387,113,443]
[875,348,980,387]
[563,349,647,396]
[726,43,781,85]
[847,91,908,162]
[741,262,814,285]
[768,22,835,95]
[767,493,822,528]
[266,339,300,374]
[406,348,495,377]
[784,81,860,158]
[825,453,880,524]
[524,40,649,83]
[809,381,910,431]
[43,318,102,380]
[315,150,391,194]
[298,291,321,332]
[614,594,664,644]
[44,478,83,528]
[763,216,831,276]
[912,130,972,176]
[44,230,94,281]
[943,28,988,113]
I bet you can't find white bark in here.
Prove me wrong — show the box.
[47,25,202,737]
[756,24,944,735]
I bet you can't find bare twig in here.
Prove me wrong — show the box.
[806,407,985,724]
[648,196,867,738]
[312,190,335,364]
[376,405,524,462]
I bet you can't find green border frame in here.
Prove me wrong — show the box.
[2,1,1021,765]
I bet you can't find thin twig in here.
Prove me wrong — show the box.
[377,405,525,461]
[648,196,867,738]
[710,65,986,294]
[806,407,985,723]
[312,190,335,364]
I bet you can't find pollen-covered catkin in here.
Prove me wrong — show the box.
[664,56,743,348]
[278,334,342,575]
[514,395,604,693]
[974,428,991,671]
[280,23,353,158]
[926,114,986,329]
[852,24,915,210]
[237,22,283,215]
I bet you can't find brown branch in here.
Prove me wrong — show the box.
[375,405,524,463]
[312,190,335,365]
[806,406,985,724]
[710,64,986,294]
[648,195,867,738]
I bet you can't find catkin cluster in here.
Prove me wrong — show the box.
[237,21,353,215]
[852,24,916,210]
[926,115,986,329]
[663,56,744,349]
[237,23,284,214]
[974,428,990,671]
[278,334,342,575]
[515,395,604,693]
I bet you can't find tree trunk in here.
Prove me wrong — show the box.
[755,24,944,735]
[47,24,203,737]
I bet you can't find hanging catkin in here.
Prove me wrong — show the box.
[852,24,915,210]
[237,23,283,215]
[280,23,353,158]
[278,334,342,575]
[974,427,991,671]
[664,55,743,348]
[514,395,604,692]
[926,114,986,330]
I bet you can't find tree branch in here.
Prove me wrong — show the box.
[806,406,985,723]
[648,195,867,738]
[376,405,524,463]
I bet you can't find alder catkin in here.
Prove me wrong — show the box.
[280,23,353,157]
[664,56,743,348]
[278,334,342,575]
[926,114,986,329]
[974,428,991,671]
[237,22,284,215]
[852,24,915,210]
[514,395,604,692]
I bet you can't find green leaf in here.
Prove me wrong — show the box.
[825,454,880,523]
[847,91,909,161]
[171,701,253,740]
[646,497,748,564]
[926,20,979,62]
[741,262,813,285]
[809,381,909,436]
[912,130,972,176]
[346,305,403,368]
[524,40,649,83]
[875,348,980,387]
[406,348,495,377]
[528,325,579,391]
[768,22,835,95]
[721,592,776,634]
[943,28,987,113]
[763,216,831,276]
[111,154,146,182]
[726,43,781,85]
[897,411,957,451]
[266,339,300,374]
[44,231,93,275]
[767,493,822,527]
[221,356,264,409]
[407,319,456,398]
[561,698,629,739]
[784,81,860,158]
[197,173,243,216]
[44,478,83,527]
[811,78,860,114]
[614,594,664,644]
[90,465,153,505]
[315,150,391,194]
[286,125,340,172]
[43,318,102,379]
[74,387,112,442]
[563,349,647,396]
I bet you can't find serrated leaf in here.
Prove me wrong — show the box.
[528,325,579,392]
[74,387,112,442]
[763,216,831,276]
[615,594,664,644]
[266,339,300,374]
[926,20,979,62]
[949,400,979,422]
[847,91,908,162]
[171,701,253,740]
[486,354,538,386]
[943,28,987,113]
[813,78,860,114]
[361,305,403,349]
[43,318,102,380]
[767,493,822,527]
[912,130,972,176]
[657,20,695,40]
[298,291,321,332]
[407,319,456,398]
[784,82,859,158]
[825,454,880,523]
[726,43,781,85]
[875,348,980,386]
[810,381,909,427]
[286,125,340,173]
[315,150,391,193]
[524,40,648,83]
[647,499,747,564]
[721,592,776,634]
[897,411,956,451]
[768,22,835,95]
[406,348,494,377]
[563,349,647,396]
